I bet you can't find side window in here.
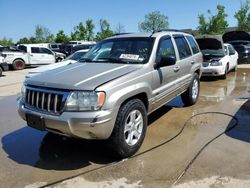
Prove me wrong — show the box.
[186,36,200,54]
[40,48,53,55]
[228,45,235,55]
[156,37,176,63]
[174,36,192,59]
[31,47,40,54]
[18,45,27,53]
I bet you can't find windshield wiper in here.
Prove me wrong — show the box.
[79,58,93,62]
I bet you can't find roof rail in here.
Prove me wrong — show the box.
[111,33,132,36]
[152,29,180,34]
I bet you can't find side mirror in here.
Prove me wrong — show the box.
[154,55,176,69]
[229,51,235,56]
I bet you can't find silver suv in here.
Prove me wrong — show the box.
[18,31,202,158]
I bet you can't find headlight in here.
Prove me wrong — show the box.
[65,91,106,111]
[21,85,26,101]
[210,61,222,66]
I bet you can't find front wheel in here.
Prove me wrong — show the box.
[221,64,229,79]
[181,73,200,106]
[108,99,147,158]
[0,67,2,77]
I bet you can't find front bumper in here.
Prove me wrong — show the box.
[201,66,225,76]
[17,99,118,140]
[0,62,9,71]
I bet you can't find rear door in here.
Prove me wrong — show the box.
[39,48,55,64]
[152,36,180,108]
[30,47,42,65]
[173,35,193,89]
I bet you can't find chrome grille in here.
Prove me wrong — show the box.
[25,86,69,115]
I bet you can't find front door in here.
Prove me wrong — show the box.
[152,36,180,109]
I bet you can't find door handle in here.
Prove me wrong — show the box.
[190,61,195,64]
[173,66,180,72]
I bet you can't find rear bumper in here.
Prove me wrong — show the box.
[0,62,9,71]
[17,99,118,140]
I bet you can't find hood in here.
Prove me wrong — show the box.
[196,35,224,50]
[26,62,141,90]
[28,60,77,74]
[223,30,250,42]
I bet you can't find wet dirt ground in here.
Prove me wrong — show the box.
[0,68,250,188]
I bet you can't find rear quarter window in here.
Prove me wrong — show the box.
[186,36,200,54]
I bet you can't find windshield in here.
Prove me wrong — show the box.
[80,37,154,64]
[202,49,225,57]
[64,51,87,61]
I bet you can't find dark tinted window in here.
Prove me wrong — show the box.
[18,45,27,53]
[174,36,192,59]
[40,48,53,55]
[186,36,200,54]
[31,47,40,53]
[156,37,176,63]
[228,45,236,55]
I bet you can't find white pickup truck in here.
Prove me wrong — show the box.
[1,44,56,70]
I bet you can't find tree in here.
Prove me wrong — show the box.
[0,37,14,46]
[55,30,70,43]
[115,23,126,33]
[234,0,250,31]
[17,37,31,44]
[138,11,169,32]
[85,19,95,41]
[197,5,228,34]
[95,19,113,41]
[34,25,54,43]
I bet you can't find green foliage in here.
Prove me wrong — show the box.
[70,19,95,41]
[197,5,228,34]
[95,19,113,41]
[0,37,14,46]
[55,30,70,43]
[17,37,31,44]
[234,0,250,31]
[34,25,54,43]
[139,11,169,32]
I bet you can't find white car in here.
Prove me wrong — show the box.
[26,49,89,78]
[196,35,238,79]
[1,44,56,70]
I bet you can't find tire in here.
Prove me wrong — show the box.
[12,59,25,70]
[232,64,238,72]
[181,73,200,106]
[0,67,2,77]
[108,99,147,158]
[56,58,63,63]
[221,64,229,79]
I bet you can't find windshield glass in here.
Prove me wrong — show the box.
[202,49,225,57]
[64,51,87,61]
[80,37,154,64]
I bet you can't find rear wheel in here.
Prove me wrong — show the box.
[232,64,238,72]
[181,73,200,106]
[108,99,147,158]
[12,59,25,70]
